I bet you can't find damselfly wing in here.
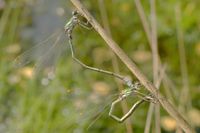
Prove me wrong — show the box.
[14,30,67,76]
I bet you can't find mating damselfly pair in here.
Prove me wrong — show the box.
[14,10,156,123]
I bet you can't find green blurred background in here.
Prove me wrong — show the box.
[0,0,200,132]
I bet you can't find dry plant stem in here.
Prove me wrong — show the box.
[133,0,178,131]
[70,0,194,132]
[175,4,191,133]
[145,65,166,133]
[134,0,175,98]
[134,0,151,46]
[134,0,178,103]
[134,0,177,101]
[150,0,160,133]
[145,104,154,133]
[98,1,133,133]
[150,0,159,90]
[134,0,161,132]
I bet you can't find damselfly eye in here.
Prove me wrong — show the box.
[72,10,78,16]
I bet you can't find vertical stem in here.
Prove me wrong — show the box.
[133,1,155,131]
[144,65,165,133]
[9,5,21,43]
[150,0,160,133]
[175,3,191,133]
[144,104,154,133]
[0,1,12,39]
[133,0,177,132]
[175,3,190,110]
[150,0,159,83]
[134,0,151,46]
[98,1,133,133]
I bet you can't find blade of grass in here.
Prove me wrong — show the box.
[70,0,195,132]
[0,1,12,39]
[8,4,21,43]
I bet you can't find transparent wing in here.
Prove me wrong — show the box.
[33,32,67,75]
[14,31,60,67]
[86,95,117,130]
[14,30,67,75]
[76,92,119,129]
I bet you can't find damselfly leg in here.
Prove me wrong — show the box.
[109,86,156,122]
[109,99,145,122]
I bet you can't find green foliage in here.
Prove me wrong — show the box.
[0,0,200,132]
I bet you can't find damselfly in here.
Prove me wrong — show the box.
[63,11,156,123]
[15,10,156,123]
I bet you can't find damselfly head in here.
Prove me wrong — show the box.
[72,10,79,16]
